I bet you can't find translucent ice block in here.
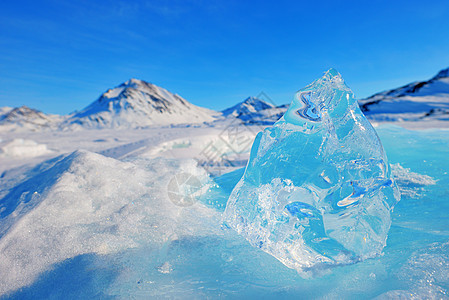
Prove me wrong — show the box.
[223,69,400,274]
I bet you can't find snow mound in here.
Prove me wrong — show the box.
[0,150,217,296]
[0,139,53,158]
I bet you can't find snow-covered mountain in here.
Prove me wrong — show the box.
[222,97,275,119]
[0,106,60,131]
[359,67,449,121]
[0,107,13,115]
[220,67,449,125]
[3,68,449,131]
[62,79,218,129]
[239,104,288,125]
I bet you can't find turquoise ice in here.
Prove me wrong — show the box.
[223,69,401,273]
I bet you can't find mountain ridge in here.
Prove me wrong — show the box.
[2,68,449,130]
[359,67,449,121]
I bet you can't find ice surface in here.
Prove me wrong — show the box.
[223,69,401,273]
[0,123,447,298]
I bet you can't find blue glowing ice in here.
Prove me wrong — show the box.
[223,69,400,274]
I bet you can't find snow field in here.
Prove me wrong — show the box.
[0,150,217,295]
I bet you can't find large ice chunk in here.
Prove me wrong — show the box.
[223,69,400,274]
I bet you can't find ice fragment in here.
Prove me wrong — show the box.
[223,69,400,274]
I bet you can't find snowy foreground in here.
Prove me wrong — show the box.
[0,119,448,299]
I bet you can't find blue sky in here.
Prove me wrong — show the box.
[1,0,449,114]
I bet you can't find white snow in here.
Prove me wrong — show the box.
[0,149,218,295]
[0,116,446,297]
[0,139,53,158]
[0,122,442,296]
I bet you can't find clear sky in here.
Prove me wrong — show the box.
[1,0,449,114]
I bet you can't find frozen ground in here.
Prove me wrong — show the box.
[0,120,448,299]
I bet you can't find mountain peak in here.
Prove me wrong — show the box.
[432,67,449,80]
[1,106,42,121]
[63,79,216,129]
[243,96,274,106]
[101,78,165,101]
[122,78,148,87]
[128,78,143,84]
[222,96,274,117]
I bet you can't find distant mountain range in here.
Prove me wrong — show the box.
[1,67,449,131]
[0,79,219,131]
[0,106,62,131]
[226,67,449,124]
[359,67,449,121]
